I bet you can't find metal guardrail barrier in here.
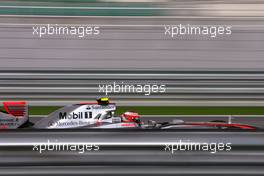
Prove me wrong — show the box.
[0,130,263,175]
[0,166,263,176]
[0,70,264,106]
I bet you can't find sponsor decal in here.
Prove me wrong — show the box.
[92,105,115,109]
[121,123,136,127]
[0,118,20,127]
[48,120,91,127]
[59,112,92,119]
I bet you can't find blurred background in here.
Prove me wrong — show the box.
[1,2,264,175]
[0,0,264,114]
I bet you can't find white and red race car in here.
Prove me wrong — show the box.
[0,98,140,129]
[0,98,258,131]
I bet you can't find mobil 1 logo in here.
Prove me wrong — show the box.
[59,111,92,119]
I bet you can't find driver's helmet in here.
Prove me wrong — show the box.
[121,111,140,124]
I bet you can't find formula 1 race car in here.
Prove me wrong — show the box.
[0,98,258,131]
[0,98,140,129]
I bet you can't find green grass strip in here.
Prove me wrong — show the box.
[25,106,264,116]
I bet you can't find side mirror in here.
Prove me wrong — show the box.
[112,117,122,123]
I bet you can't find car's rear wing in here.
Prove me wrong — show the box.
[3,101,28,118]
